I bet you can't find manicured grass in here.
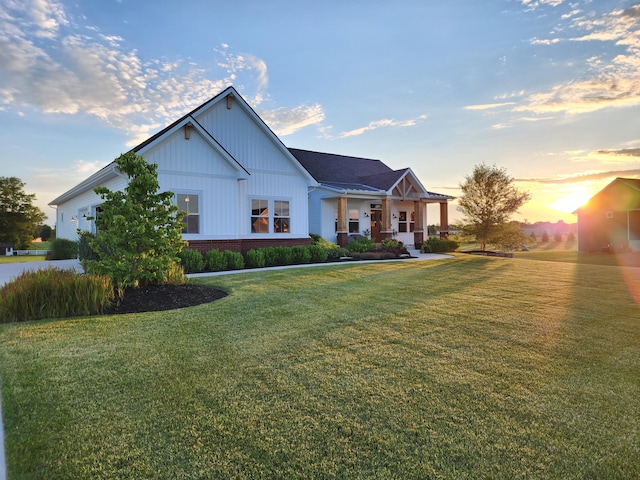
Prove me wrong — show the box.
[1,256,638,478]
[0,255,47,264]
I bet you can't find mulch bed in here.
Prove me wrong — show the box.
[104,284,228,314]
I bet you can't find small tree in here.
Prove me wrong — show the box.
[0,177,46,249]
[86,152,186,292]
[457,164,531,250]
[487,222,528,251]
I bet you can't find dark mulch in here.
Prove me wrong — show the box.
[104,284,228,314]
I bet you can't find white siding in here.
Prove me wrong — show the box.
[56,175,127,241]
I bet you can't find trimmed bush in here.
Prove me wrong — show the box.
[178,249,204,273]
[274,246,293,266]
[308,245,329,263]
[421,236,459,253]
[346,238,374,253]
[245,249,266,269]
[46,238,78,260]
[223,250,244,270]
[291,245,312,264]
[204,249,227,272]
[0,268,114,322]
[326,247,349,261]
[262,247,278,267]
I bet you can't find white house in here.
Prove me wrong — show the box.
[50,87,453,252]
[49,86,318,254]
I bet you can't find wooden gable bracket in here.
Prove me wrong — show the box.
[226,94,234,109]
[184,123,192,140]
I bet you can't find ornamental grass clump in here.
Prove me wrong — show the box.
[0,268,114,323]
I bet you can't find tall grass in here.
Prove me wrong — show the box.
[0,268,114,322]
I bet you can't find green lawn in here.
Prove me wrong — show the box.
[0,255,47,264]
[1,255,638,478]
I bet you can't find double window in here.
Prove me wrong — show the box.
[251,199,290,234]
[177,193,200,234]
[398,211,415,233]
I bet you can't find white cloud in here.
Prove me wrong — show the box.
[516,4,640,115]
[521,0,564,10]
[464,102,516,110]
[259,104,326,136]
[337,114,427,138]
[0,0,322,145]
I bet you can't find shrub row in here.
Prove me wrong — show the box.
[178,249,245,274]
[46,238,78,260]
[178,245,330,273]
[421,236,459,253]
[0,268,114,323]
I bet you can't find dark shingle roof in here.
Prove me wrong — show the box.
[289,148,403,191]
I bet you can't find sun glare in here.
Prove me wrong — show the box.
[549,187,594,214]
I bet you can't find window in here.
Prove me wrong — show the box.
[177,194,199,234]
[251,199,269,233]
[398,211,416,233]
[348,209,359,233]
[274,200,290,233]
[252,199,291,234]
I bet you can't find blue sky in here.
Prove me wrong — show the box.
[1,0,640,226]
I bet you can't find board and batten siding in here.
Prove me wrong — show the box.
[56,175,127,241]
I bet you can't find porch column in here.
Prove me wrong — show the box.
[380,196,393,240]
[439,202,449,238]
[336,196,348,247]
[413,201,425,248]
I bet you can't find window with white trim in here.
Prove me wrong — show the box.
[274,200,290,233]
[398,211,415,233]
[177,193,200,234]
[251,199,291,234]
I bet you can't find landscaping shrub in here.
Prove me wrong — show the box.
[0,268,114,322]
[223,250,244,270]
[245,248,266,269]
[346,238,374,253]
[421,236,459,253]
[204,249,227,272]
[178,249,204,273]
[308,245,328,263]
[262,247,278,267]
[326,247,349,261]
[78,231,99,264]
[274,246,294,266]
[46,238,78,260]
[291,245,312,264]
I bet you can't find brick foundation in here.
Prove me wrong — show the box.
[185,237,311,255]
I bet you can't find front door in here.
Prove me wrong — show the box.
[370,206,382,242]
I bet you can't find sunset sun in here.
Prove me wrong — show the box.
[550,187,594,214]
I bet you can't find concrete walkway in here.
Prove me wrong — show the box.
[0,250,450,477]
[0,259,84,287]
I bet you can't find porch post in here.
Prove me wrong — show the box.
[439,202,449,238]
[381,196,392,240]
[413,201,425,248]
[336,196,348,247]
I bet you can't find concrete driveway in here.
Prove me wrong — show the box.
[0,259,83,287]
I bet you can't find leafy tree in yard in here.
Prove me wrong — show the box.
[487,222,529,251]
[86,152,186,293]
[0,177,46,249]
[457,164,531,251]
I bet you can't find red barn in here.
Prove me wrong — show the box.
[574,178,640,253]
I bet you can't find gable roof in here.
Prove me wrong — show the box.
[574,177,640,214]
[50,87,317,206]
[289,148,453,200]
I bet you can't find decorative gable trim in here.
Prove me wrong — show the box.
[135,115,250,179]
